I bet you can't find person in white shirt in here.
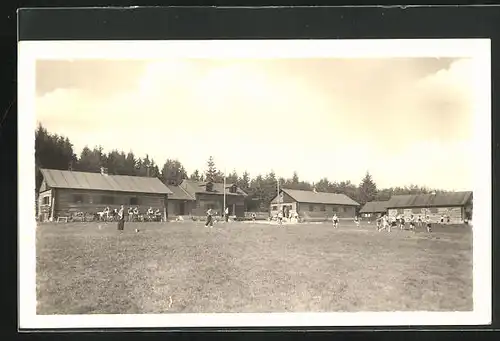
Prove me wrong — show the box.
[277,210,283,226]
[332,214,339,228]
[408,214,415,231]
[426,216,432,233]
[354,215,360,227]
[378,214,391,232]
[225,207,229,222]
[205,208,214,228]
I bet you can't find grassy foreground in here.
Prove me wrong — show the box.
[36,220,473,314]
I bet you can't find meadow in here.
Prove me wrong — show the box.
[36,220,473,314]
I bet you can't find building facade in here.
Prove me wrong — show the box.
[175,179,248,218]
[385,191,473,224]
[269,188,360,221]
[359,200,390,220]
[37,168,172,222]
[165,184,196,216]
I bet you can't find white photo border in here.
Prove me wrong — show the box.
[18,39,492,329]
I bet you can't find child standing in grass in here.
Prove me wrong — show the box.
[408,214,416,231]
[426,216,432,233]
[354,215,360,227]
[332,214,339,228]
[378,214,390,232]
[205,208,214,228]
[277,210,283,226]
[117,205,125,231]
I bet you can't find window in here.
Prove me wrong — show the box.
[230,185,237,193]
[205,182,214,192]
[101,196,114,205]
[130,197,140,205]
[42,196,49,205]
[73,194,83,203]
[331,205,337,212]
[339,206,345,213]
[309,204,314,212]
[272,205,277,211]
[320,204,326,211]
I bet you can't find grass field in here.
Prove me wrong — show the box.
[36,220,473,314]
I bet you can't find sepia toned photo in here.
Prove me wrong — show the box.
[18,39,491,328]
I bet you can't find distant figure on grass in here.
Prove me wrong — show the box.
[408,214,416,231]
[332,214,339,228]
[399,215,405,230]
[417,215,423,228]
[205,208,214,228]
[251,212,256,222]
[375,216,381,230]
[146,206,154,220]
[133,206,139,221]
[378,214,391,232]
[440,214,445,224]
[128,207,134,222]
[277,210,284,226]
[426,216,432,233]
[354,215,360,227]
[117,205,125,231]
[225,207,229,222]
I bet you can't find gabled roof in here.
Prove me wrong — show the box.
[359,200,390,213]
[276,188,360,206]
[39,168,172,195]
[386,191,472,209]
[165,184,195,201]
[180,179,248,197]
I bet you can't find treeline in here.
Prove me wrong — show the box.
[35,124,447,211]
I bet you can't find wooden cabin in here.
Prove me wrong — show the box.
[385,191,473,224]
[269,188,360,222]
[37,168,172,222]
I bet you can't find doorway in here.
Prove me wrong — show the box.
[179,202,185,215]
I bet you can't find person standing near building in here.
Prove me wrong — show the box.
[277,210,284,226]
[117,205,125,231]
[426,215,432,233]
[205,208,214,228]
[128,206,134,222]
[225,206,229,222]
[332,213,339,229]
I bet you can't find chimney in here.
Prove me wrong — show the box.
[100,167,108,176]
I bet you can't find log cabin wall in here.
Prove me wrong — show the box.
[53,188,166,218]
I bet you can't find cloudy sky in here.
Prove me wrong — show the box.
[36,57,474,190]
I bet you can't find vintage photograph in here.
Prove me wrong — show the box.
[18,39,491,328]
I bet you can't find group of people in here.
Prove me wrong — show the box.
[204,207,231,227]
[329,213,433,233]
[375,214,432,233]
[99,206,162,223]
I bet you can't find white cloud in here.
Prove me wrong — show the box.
[36,58,475,190]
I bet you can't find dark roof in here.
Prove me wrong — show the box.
[276,188,360,206]
[40,168,172,195]
[386,191,472,208]
[180,180,248,197]
[165,184,195,201]
[359,201,390,213]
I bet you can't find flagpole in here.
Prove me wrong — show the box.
[223,167,226,219]
[277,177,280,209]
